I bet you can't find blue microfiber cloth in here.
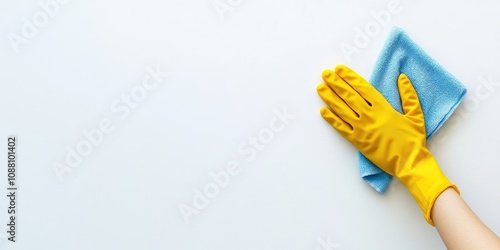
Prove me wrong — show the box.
[360,27,467,193]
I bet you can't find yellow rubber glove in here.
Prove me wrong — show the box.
[317,65,459,225]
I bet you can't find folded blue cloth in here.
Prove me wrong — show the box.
[360,27,467,193]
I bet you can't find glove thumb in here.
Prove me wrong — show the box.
[397,74,425,126]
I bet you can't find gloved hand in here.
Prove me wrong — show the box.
[316,65,459,225]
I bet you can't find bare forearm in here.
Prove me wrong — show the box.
[432,188,500,250]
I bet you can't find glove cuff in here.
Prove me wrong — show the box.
[399,152,460,226]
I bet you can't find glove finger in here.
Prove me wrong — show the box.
[322,69,367,112]
[317,83,358,122]
[397,74,425,126]
[319,107,353,139]
[334,65,386,106]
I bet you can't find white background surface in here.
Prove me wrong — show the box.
[1,0,500,249]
